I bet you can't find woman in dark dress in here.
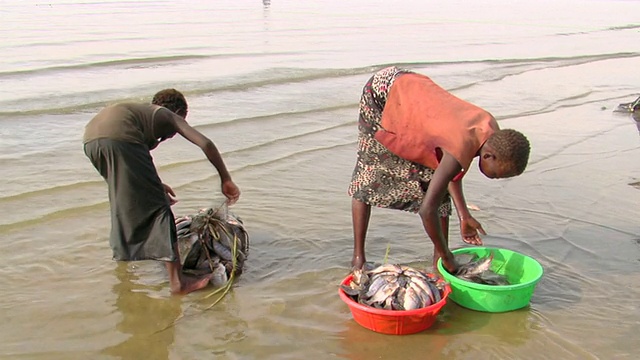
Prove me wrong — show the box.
[83,89,240,294]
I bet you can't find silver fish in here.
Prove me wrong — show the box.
[401,267,431,282]
[215,229,234,249]
[409,281,432,308]
[402,286,422,310]
[352,268,369,287]
[407,277,434,304]
[467,271,510,286]
[210,262,228,288]
[382,295,394,310]
[175,219,191,231]
[427,281,442,303]
[211,238,234,261]
[177,227,191,237]
[455,253,493,277]
[367,263,403,276]
[365,280,400,305]
[343,263,446,311]
[363,274,389,298]
[454,252,510,286]
[341,269,370,298]
[393,287,406,310]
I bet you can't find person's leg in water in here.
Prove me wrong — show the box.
[165,245,213,295]
[351,198,372,269]
[432,215,450,272]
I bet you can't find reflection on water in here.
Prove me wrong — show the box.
[337,302,541,359]
[337,319,450,360]
[436,303,534,346]
[101,263,182,360]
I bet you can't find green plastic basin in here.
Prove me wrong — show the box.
[437,247,544,313]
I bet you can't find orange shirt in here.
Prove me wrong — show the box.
[374,73,498,180]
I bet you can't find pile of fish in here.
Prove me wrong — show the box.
[453,252,510,286]
[174,206,249,287]
[341,264,446,311]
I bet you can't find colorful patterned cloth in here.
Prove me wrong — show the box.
[348,66,452,217]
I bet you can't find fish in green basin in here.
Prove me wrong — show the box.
[341,264,446,311]
[454,252,511,286]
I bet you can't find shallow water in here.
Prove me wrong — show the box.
[1,0,640,359]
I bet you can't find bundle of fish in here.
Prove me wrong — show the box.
[341,264,446,311]
[453,252,510,286]
[174,207,249,287]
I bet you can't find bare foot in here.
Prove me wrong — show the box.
[170,273,213,295]
[351,255,366,270]
[165,260,214,295]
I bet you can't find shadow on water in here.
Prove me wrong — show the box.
[530,264,583,311]
[464,238,586,312]
[437,302,536,345]
[100,263,182,360]
[337,319,451,360]
[337,302,540,359]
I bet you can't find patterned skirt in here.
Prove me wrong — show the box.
[347,66,452,217]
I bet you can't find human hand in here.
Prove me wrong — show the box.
[162,183,178,206]
[221,179,240,206]
[460,216,486,245]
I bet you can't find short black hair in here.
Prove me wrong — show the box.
[487,129,530,175]
[152,88,188,117]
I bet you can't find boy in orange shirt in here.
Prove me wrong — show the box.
[348,67,530,273]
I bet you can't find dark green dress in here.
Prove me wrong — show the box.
[83,103,180,261]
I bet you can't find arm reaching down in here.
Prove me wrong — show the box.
[448,180,486,245]
[419,150,461,272]
[174,118,241,205]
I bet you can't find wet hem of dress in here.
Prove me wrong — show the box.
[112,256,177,262]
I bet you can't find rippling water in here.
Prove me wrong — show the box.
[1,0,639,359]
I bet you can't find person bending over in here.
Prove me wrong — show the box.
[348,67,530,273]
[83,89,240,294]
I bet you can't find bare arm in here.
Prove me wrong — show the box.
[174,118,231,181]
[174,118,240,204]
[448,171,486,245]
[418,151,460,271]
[448,180,471,221]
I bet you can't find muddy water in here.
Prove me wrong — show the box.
[1,1,640,359]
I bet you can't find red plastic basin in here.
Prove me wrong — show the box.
[338,273,451,335]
